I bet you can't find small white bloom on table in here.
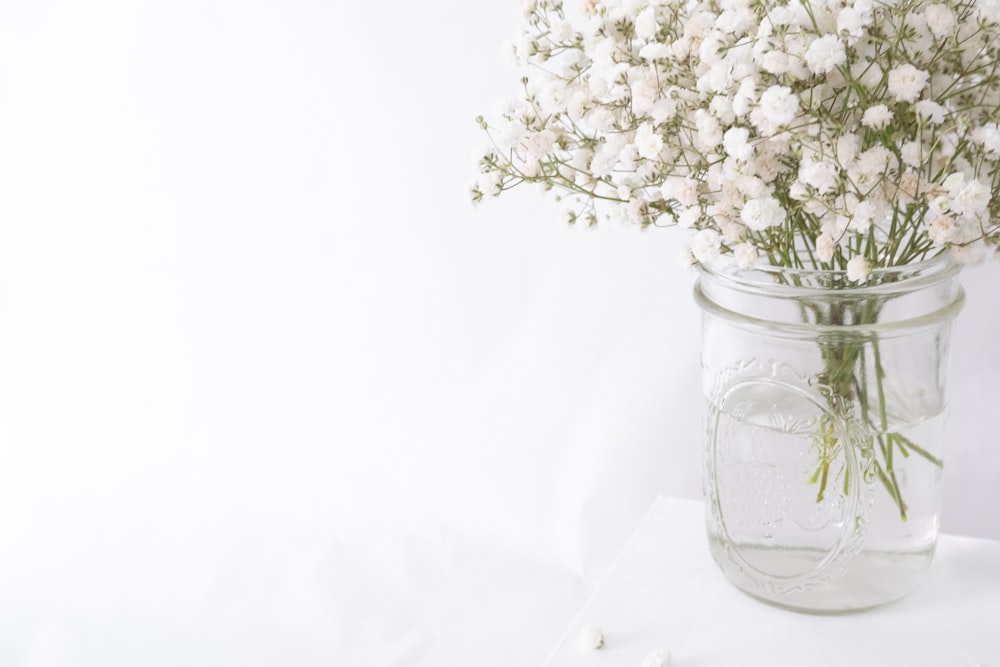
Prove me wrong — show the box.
[641,649,672,667]
[579,625,605,650]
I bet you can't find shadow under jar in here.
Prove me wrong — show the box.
[694,255,964,613]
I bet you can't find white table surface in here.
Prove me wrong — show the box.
[543,497,1000,667]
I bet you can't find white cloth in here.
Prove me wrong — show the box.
[544,497,1000,667]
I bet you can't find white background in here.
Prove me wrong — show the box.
[0,1,997,665]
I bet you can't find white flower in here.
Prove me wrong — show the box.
[617,143,639,170]
[853,145,894,179]
[723,127,753,161]
[758,50,792,75]
[521,156,542,178]
[734,242,758,269]
[799,159,839,194]
[750,86,799,136]
[635,7,658,39]
[710,95,736,125]
[924,4,955,39]
[846,255,871,282]
[551,19,576,42]
[861,104,893,129]
[579,626,605,650]
[952,243,986,264]
[699,32,727,67]
[915,100,946,125]
[720,219,748,243]
[476,0,1000,271]
[971,123,1000,158]
[927,215,957,245]
[697,63,730,96]
[690,228,722,263]
[651,97,678,123]
[538,80,570,114]
[837,7,866,38]
[887,64,929,103]
[626,197,646,222]
[635,123,664,159]
[661,177,700,207]
[952,180,992,219]
[804,35,847,75]
[768,5,798,26]
[732,78,757,117]
[639,42,671,59]
[836,133,861,166]
[716,8,755,34]
[476,171,503,197]
[677,206,702,228]
[524,129,558,158]
[586,107,616,133]
[589,147,616,178]
[850,200,878,231]
[695,109,724,150]
[928,195,950,216]
[816,231,837,262]
[642,649,673,667]
[497,120,527,150]
[943,172,966,197]
[901,141,923,168]
[740,197,785,231]
[567,91,589,122]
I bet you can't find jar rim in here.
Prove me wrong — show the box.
[696,252,962,298]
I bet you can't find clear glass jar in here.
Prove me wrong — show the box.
[694,255,964,612]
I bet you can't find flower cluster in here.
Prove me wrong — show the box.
[472,0,1000,278]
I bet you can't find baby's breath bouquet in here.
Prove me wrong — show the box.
[473,0,1000,608]
[473,0,1000,271]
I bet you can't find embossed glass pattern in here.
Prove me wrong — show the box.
[695,256,964,612]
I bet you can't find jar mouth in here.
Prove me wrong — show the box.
[696,252,961,299]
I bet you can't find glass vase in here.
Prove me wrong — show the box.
[694,255,964,612]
